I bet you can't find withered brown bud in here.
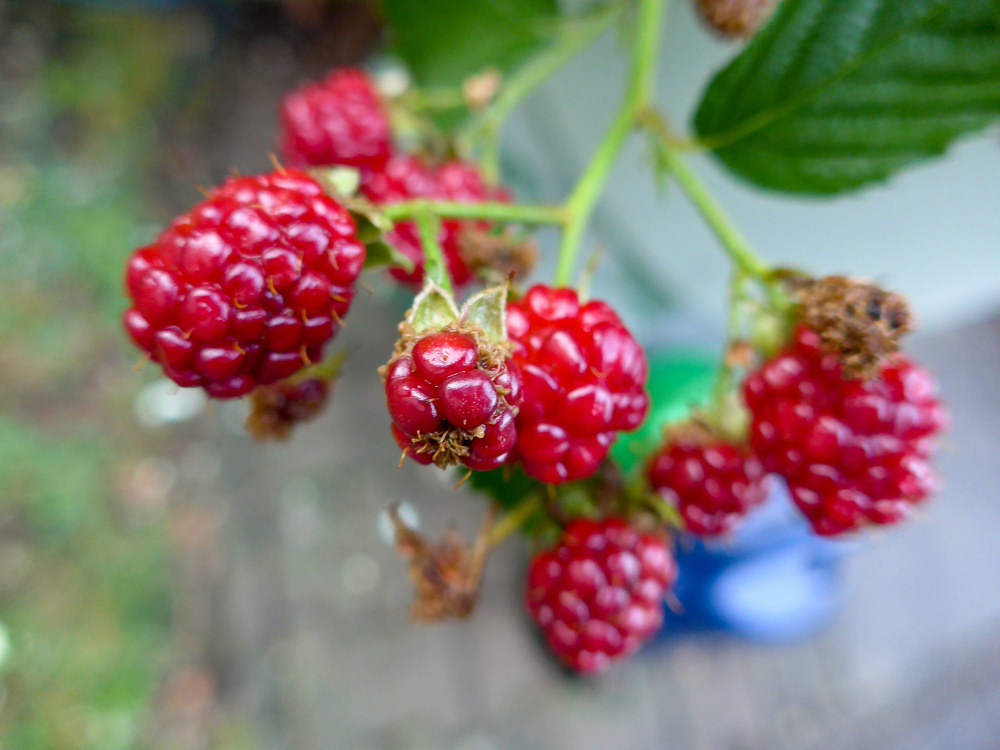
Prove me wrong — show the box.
[389,505,492,621]
[696,0,776,38]
[458,227,538,282]
[245,378,331,440]
[794,275,913,379]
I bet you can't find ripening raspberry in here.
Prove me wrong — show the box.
[507,285,649,483]
[525,518,676,673]
[123,169,365,398]
[384,328,523,471]
[647,432,770,537]
[744,326,947,535]
[279,67,393,172]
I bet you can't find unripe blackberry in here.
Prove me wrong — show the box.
[525,518,676,673]
[384,328,523,471]
[647,429,769,536]
[123,170,365,398]
[279,67,392,172]
[744,326,946,535]
[507,285,649,484]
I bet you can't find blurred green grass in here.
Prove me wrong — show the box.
[0,6,211,748]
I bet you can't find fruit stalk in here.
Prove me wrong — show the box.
[414,210,452,295]
[382,199,566,226]
[554,0,667,286]
[461,0,625,180]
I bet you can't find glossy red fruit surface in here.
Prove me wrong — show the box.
[744,326,947,535]
[525,518,676,674]
[386,331,523,471]
[279,68,392,172]
[647,438,769,536]
[507,285,649,483]
[124,170,365,398]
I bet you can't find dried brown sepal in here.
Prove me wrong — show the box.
[389,505,493,621]
[696,0,776,38]
[458,227,538,282]
[245,378,331,440]
[794,275,913,379]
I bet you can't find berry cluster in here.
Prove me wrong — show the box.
[120,58,950,680]
[385,329,523,471]
[278,68,510,287]
[525,518,676,673]
[124,170,365,397]
[745,326,945,535]
[507,285,649,484]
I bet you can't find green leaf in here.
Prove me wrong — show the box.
[460,283,509,343]
[381,0,559,87]
[362,239,415,273]
[694,0,1000,194]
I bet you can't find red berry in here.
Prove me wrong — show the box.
[124,170,365,398]
[279,68,392,172]
[360,156,509,288]
[525,518,676,673]
[647,437,769,536]
[385,330,523,471]
[744,326,947,535]
[507,285,649,483]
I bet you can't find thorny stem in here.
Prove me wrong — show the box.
[554,0,667,287]
[414,210,452,296]
[487,495,543,548]
[461,1,625,181]
[383,199,567,226]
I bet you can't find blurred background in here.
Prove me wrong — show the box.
[1,1,999,748]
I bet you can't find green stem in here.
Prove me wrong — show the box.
[487,495,542,547]
[383,199,567,226]
[414,210,453,296]
[461,2,624,179]
[656,148,772,282]
[554,0,666,287]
